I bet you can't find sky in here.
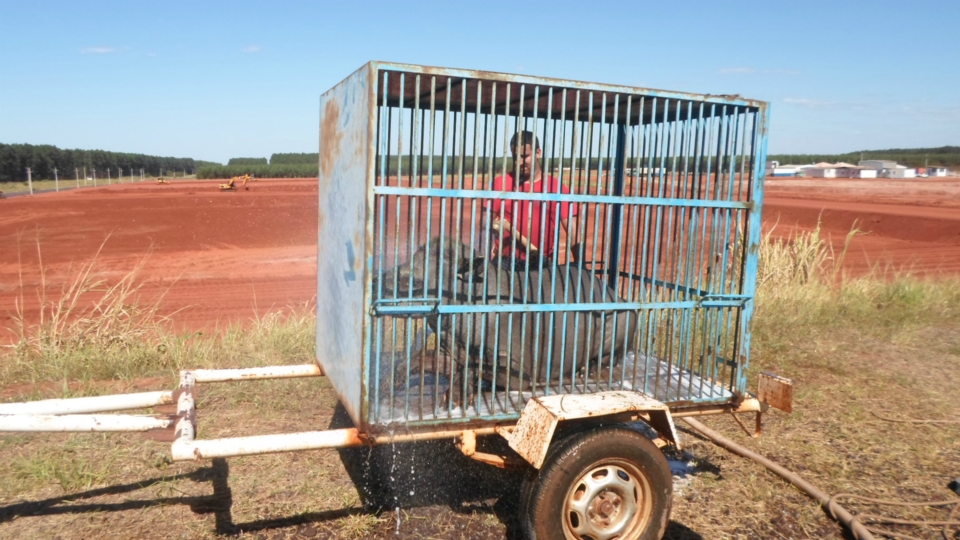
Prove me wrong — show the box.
[1,0,958,163]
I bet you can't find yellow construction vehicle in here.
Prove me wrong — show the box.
[156,177,170,185]
[219,174,256,191]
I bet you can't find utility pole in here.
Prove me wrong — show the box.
[118,167,123,183]
[93,169,97,187]
[75,168,80,189]
[54,168,59,192]
[107,168,111,185]
[26,168,33,195]
[140,168,144,181]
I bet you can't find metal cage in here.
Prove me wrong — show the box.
[317,62,770,431]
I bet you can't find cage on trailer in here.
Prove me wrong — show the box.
[318,62,771,432]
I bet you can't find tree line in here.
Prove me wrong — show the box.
[197,153,319,177]
[227,157,268,166]
[192,153,756,180]
[0,143,219,182]
[768,146,960,169]
[196,163,318,179]
[270,153,318,164]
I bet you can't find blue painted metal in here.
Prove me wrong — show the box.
[316,63,377,425]
[317,62,770,431]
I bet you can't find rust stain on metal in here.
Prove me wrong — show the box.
[319,99,341,180]
[758,372,794,413]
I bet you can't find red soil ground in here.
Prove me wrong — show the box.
[2,176,958,342]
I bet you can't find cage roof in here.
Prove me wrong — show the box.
[373,62,766,126]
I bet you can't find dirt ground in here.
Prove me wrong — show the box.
[0,179,319,343]
[3,177,959,341]
[1,177,959,539]
[764,177,960,275]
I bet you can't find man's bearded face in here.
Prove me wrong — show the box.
[512,143,540,181]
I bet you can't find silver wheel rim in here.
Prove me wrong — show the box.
[562,459,653,540]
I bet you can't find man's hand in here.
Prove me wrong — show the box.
[491,216,538,255]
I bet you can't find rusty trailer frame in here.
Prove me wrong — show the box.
[0,363,775,463]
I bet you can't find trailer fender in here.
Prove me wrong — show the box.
[496,391,680,469]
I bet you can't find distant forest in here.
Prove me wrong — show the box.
[227,157,268,166]
[768,146,960,168]
[197,153,320,178]
[270,153,318,164]
[0,143,219,182]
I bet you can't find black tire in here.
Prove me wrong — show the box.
[521,425,672,540]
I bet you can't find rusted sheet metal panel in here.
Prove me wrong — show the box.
[500,391,680,469]
[317,63,376,426]
[758,372,794,413]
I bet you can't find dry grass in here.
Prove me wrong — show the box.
[1,229,959,539]
[661,222,960,539]
[2,239,316,391]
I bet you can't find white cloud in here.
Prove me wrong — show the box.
[80,46,117,54]
[719,67,755,74]
[784,97,836,109]
[242,45,262,53]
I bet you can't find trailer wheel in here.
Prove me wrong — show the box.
[521,426,672,540]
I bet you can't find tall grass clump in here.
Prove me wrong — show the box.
[1,241,316,389]
[4,240,176,384]
[752,220,960,367]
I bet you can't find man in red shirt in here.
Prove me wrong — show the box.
[484,131,580,269]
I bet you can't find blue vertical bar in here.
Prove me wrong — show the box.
[736,105,768,393]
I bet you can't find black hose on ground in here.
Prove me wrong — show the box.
[681,417,877,540]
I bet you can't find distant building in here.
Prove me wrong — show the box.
[834,162,877,179]
[771,164,806,177]
[803,162,837,178]
[859,159,918,179]
[885,165,917,179]
[803,162,879,179]
[859,159,897,170]
[927,166,949,177]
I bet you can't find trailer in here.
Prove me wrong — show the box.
[0,62,790,540]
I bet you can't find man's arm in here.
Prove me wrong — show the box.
[561,215,581,263]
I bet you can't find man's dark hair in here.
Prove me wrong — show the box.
[510,130,540,153]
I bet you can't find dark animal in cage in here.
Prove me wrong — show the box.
[377,239,637,404]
